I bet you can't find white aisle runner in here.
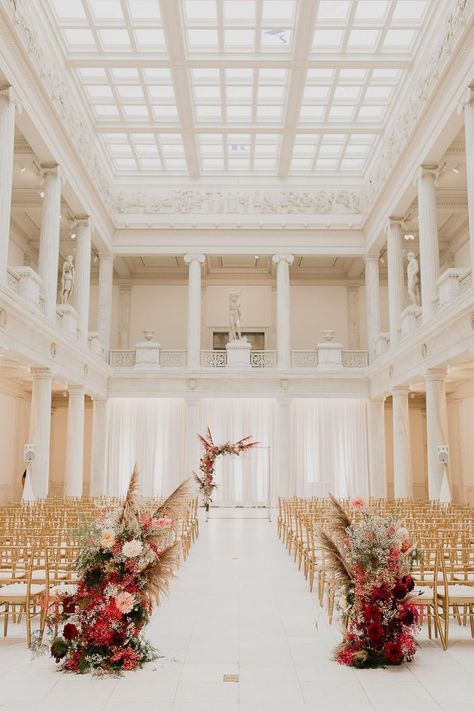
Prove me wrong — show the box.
[0,517,472,710]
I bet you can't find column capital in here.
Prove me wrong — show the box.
[392,385,410,395]
[30,367,53,380]
[364,253,379,265]
[74,216,92,232]
[385,217,405,234]
[40,163,61,179]
[458,85,474,113]
[99,251,113,263]
[0,85,21,111]
[425,367,447,382]
[414,164,439,186]
[272,253,294,265]
[184,253,205,265]
[68,384,86,395]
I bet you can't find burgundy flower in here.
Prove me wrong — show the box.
[401,609,415,626]
[393,582,408,600]
[367,623,384,641]
[363,604,382,621]
[371,584,390,602]
[62,597,75,614]
[384,641,403,663]
[401,575,415,592]
[63,623,79,641]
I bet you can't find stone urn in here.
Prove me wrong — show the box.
[322,329,335,342]
[142,329,156,342]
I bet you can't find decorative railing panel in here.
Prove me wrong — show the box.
[160,350,186,368]
[291,350,318,368]
[342,350,368,368]
[201,350,227,368]
[109,350,136,367]
[250,350,276,368]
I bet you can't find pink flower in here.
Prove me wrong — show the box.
[350,497,365,511]
[153,516,173,529]
[115,591,136,614]
[139,514,152,530]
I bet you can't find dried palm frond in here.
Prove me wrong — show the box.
[142,542,181,605]
[327,492,351,540]
[153,478,195,519]
[120,465,140,529]
[318,528,353,592]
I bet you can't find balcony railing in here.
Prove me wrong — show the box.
[291,350,318,368]
[250,350,276,368]
[6,268,19,293]
[160,350,186,368]
[342,350,369,368]
[201,350,227,368]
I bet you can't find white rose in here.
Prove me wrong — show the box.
[122,539,143,558]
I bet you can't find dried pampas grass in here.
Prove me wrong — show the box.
[120,465,140,529]
[327,493,351,541]
[153,478,196,520]
[142,542,182,605]
[318,528,353,592]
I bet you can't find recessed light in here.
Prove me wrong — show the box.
[19,163,26,173]
[404,233,415,241]
[39,190,45,198]
[71,232,76,239]
[452,166,459,174]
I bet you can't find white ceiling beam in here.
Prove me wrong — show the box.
[278,1,322,178]
[95,123,383,134]
[159,0,199,178]
[67,56,413,69]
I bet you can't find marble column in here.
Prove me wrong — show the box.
[276,398,292,497]
[65,386,85,497]
[367,398,387,498]
[38,166,62,319]
[29,368,53,499]
[416,166,440,322]
[184,254,205,369]
[72,218,92,344]
[0,87,16,285]
[425,368,449,500]
[392,386,412,498]
[386,218,405,347]
[118,283,131,349]
[90,397,107,497]
[272,254,294,370]
[185,398,201,475]
[346,285,360,349]
[97,252,113,353]
[461,87,474,268]
[364,255,381,359]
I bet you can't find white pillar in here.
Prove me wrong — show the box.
[276,398,292,497]
[416,166,440,322]
[185,398,201,475]
[65,386,85,498]
[118,283,131,349]
[460,87,474,269]
[425,368,449,500]
[346,285,360,349]
[386,218,405,347]
[392,386,412,498]
[29,368,53,499]
[0,87,16,285]
[38,166,62,319]
[184,254,205,369]
[73,218,92,344]
[364,255,381,359]
[367,398,387,498]
[272,254,294,370]
[90,397,107,497]
[97,252,113,353]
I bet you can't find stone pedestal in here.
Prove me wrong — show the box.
[317,341,343,369]
[437,268,464,307]
[226,338,251,368]
[56,304,78,337]
[88,331,104,356]
[134,340,160,369]
[15,266,42,306]
[400,304,422,339]
[374,332,390,357]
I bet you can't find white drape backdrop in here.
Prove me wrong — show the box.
[199,398,274,506]
[105,398,186,496]
[291,398,370,498]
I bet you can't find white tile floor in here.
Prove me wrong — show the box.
[1,513,474,711]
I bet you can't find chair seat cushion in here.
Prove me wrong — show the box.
[0,583,46,599]
[49,583,77,595]
[414,586,434,601]
[438,585,474,600]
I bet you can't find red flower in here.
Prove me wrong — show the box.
[65,650,81,671]
[371,584,390,601]
[393,582,408,600]
[367,623,384,641]
[337,648,355,666]
[63,623,79,641]
[363,604,382,622]
[62,597,75,614]
[401,575,415,592]
[384,641,403,663]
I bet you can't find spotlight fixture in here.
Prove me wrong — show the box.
[71,232,76,239]
[39,190,45,198]
[404,233,415,241]
[452,166,460,174]
[19,162,26,173]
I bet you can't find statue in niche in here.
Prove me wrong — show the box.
[61,255,75,304]
[407,252,421,306]
[228,291,243,342]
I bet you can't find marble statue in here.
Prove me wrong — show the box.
[228,291,243,341]
[61,255,75,304]
[407,252,420,306]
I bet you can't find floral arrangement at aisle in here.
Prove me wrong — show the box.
[193,428,258,510]
[39,470,194,675]
[319,495,420,669]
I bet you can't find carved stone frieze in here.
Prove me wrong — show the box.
[114,189,369,216]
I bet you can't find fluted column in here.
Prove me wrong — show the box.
[416,166,440,322]
[184,254,205,369]
[118,283,131,349]
[368,398,387,498]
[272,254,294,370]
[386,218,405,347]
[73,218,92,344]
[460,87,474,268]
[185,398,201,475]
[392,386,412,498]
[364,255,380,359]
[29,368,53,499]
[90,397,108,497]
[425,368,449,500]
[0,87,16,285]
[97,252,113,353]
[65,386,85,497]
[38,166,62,319]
